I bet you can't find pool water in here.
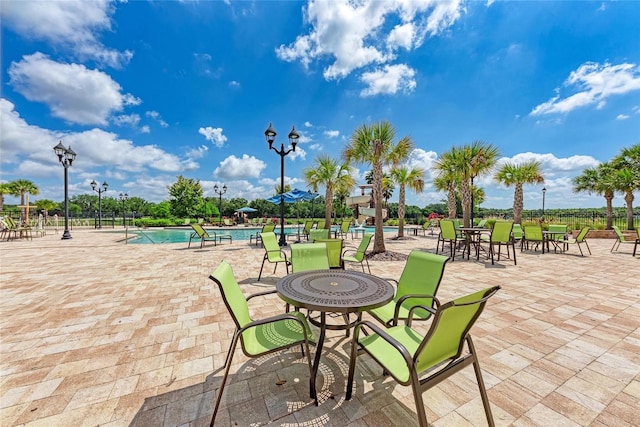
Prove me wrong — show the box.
[120,226,397,244]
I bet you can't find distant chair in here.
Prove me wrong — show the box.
[315,219,326,230]
[559,226,591,256]
[522,225,543,252]
[480,221,516,265]
[302,220,316,240]
[437,219,465,261]
[188,223,231,248]
[421,219,439,236]
[341,233,373,274]
[208,261,314,424]
[258,232,290,280]
[309,228,329,241]
[335,219,351,239]
[290,242,330,273]
[512,224,524,247]
[611,225,636,253]
[249,223,275,246]
[547,224,568,252]
[314,238,344,269]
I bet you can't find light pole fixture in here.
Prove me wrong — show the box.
[53,141,76,240]
[119,193,128,228]
[542,186,547,219]
[213,184,227,226]
[265,123,299,246]
[91,179,109,229]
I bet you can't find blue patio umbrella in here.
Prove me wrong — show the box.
[267,189,319,239]
[235,206,258,213]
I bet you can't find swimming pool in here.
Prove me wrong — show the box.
[118,225,398,244]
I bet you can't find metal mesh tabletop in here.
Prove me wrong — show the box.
[276,270,394,313]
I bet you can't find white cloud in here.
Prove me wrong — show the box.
[229,81,241,88]
[324,130,340,138]
[186,145,209,160]
[146,111,169,127]
[305,121,314,128]
[0,0,132,68]
[616,114,630,120]
[8,53,140,126]
[214,154,267,179]
[276,0,462,92]
[113,114,141,127]
[360,64,416,96]
[530,62,640,116]
[198,126,228,147]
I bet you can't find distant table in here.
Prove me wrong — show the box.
[276,270,394,405]
[406,225,421,236]
[457,227,491,260]
[542,230,567,254]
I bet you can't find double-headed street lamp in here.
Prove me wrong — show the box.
[119,193,128,227]
[213,184,227,226]
[53,141,76,240]
[91,180,108,229]
[542,186,547,219]
[265,123,300,246]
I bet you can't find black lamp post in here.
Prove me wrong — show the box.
[542,186,547,219]
[119,193,128,227]
[265,123,299,246]
[91,180,108,229]
[214,184,227,226]
[53,141,76,240]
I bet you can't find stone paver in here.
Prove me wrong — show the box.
[1,227,639,426]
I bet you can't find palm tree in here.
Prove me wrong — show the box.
[0,182,18,213]
[303,155,355,229]
[611,144,640,230]
[494,161,545,224]
[382,175,394,209]
[572,162,617,229]
[391,165,425,237]
[434,150,461,219]
[10,179,39,223]
[452,142,500,227]
[343,121,413,254]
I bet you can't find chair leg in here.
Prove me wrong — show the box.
[512,241,517,265]
[410,369,430,427]
[467,337,495,427]
[584,240,591,255]
[210,332,240,427]
[364,259,371,274]
[258,257,267,280]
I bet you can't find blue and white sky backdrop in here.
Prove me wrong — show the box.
[1,0,639,209]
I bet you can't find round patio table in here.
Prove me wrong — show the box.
[276,270,394,405]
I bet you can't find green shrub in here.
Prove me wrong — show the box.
[135,218,177,227]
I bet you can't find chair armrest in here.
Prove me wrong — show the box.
[246,289,278,301]
[354,320,414,371]
[239,312,315,339]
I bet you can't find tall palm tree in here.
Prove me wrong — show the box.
[343,121,413,254]
[382,175,394,209]
[452,142,500,227]
[434,150,461,219]
[572,162,616,229]
[494,161,545,224]
[391,165,425,237]
[0,182,18,213]
[303,155,354,229]
[611,144,640,230]
[10,179,39,222]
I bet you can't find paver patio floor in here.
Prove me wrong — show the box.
[1,228,638,426]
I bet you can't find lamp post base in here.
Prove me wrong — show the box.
[61,231,72,240]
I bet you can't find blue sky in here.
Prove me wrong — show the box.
[1,0,639,210]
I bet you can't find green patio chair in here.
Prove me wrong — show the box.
[437,219,465,261]
[522,225,543,252]
[335,219,352,239]
[547,224,568,252]
[341,233,373,274]
[611,225,636,253]
[559,226,591,256]
[249,223,275,246]
[346,286,501,427]
[208,261,315,424]
[258,232,290,280]
[302,220,316,240]
[316,219,326,230]
[313,238,344,269]
[481,221,516,265]
[309,228,329,241]
[512,224,524,247]
[367,250,450,327]
[188,223,218,248]
[290,243,330,272]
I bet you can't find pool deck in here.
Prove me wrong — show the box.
[1,228,639,426]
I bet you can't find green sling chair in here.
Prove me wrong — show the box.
[208,261,315,425]
[346,285,501,427]
[367,250,450,327]
[257,231,290,280]
[560,226,591,256]
[341,232,373,274]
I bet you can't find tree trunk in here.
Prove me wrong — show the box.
[625,191,635,230]
[372,160,386,254]
[397,185,406,238]
[460,180,471,227]
[513,184,524,224]
[325,189,333,229]
[605,192,614,229]
[447,185,456,219]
